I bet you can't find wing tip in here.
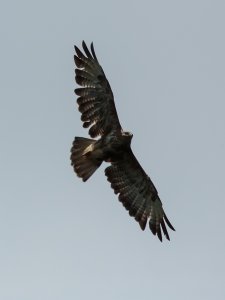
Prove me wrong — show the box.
[164,213,176,231]
[82,40,93,59]
[149,218,174,242]
[90,42,98,61]
[74,41,98,61]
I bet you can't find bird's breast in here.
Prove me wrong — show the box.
[101,133,130,161]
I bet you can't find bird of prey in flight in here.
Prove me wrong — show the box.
[70,41,175,241]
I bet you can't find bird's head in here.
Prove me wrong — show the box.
[122,131,133,144]
[122,131,133,137]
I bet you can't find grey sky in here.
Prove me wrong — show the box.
[1,0,225,299]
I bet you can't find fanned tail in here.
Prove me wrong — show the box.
[70,137,102,181]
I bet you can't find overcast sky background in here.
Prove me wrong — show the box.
[1,1,225,299]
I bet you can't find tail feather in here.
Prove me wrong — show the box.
[70,137,102,181]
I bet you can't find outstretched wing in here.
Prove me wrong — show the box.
[74,41,122,138]
[105,150,175,241]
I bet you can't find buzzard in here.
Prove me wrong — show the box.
[70,41,175,241]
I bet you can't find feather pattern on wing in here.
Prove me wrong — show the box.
[105,149,175,241]
[74,41,122,138]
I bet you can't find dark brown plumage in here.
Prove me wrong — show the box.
[71,41,175,241]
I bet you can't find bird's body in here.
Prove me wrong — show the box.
[71,41,175,241]
[72,130,132,180]
[100,130,133,161]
